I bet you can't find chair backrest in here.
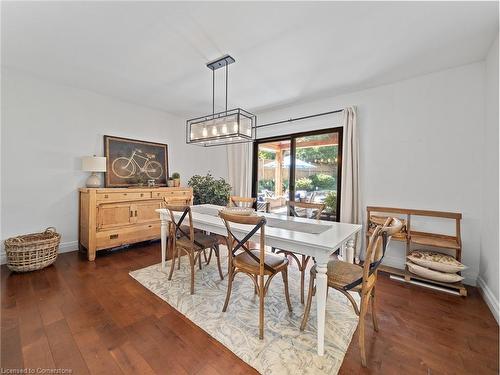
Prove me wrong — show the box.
[288,201,325,219]
[218,211,273,275]
[164,196,192,205]
[163,203,196,244]
[230,196,256,208]
[361,217,403,289]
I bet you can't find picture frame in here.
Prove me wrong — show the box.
[103,135,168,187]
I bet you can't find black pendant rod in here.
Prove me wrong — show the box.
[212,69,215,115]
[256,108,344,128]
[225,63,228,113]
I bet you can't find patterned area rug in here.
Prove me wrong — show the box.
[129,248,359,374]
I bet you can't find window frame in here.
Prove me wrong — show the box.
[251,126,343,221]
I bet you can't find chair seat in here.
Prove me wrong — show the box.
[176,232,219,251]
[234,250,288,275]
[311,260,363,291]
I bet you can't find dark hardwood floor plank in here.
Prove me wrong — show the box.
[1,325,24,370]
[71,328,123,375]
[109,340,156,375]
[15,295,56,369]
[44,319,90,374]
[1,242,498,375]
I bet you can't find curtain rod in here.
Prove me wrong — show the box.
[255,108,344,129]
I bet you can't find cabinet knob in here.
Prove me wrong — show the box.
[104,194,109,198]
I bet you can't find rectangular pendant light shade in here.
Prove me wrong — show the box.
[186,108,256,147]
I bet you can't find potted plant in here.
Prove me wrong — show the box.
[167,177,175,187]
[324,191,337,219]
[172,172,180,187]
[188,173,232,206]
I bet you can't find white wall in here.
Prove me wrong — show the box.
[258,62,485,285]
[0,69,228,259]
[479,36,499,322]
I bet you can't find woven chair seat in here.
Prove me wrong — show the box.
[234,250,288,275]
[176,232,219,251]
[311,260,363,291]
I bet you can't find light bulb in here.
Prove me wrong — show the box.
[202,127,208,137]
[212,126,218,136]
[246,128,251,136]
[222,124,228,134]
[233,123,238,132]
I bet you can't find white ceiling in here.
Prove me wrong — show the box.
[2,2,498,118]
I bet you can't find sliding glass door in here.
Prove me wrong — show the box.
[254,139,291,214]
[252,128,342,221]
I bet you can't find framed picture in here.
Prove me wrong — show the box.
[104,135,168,187]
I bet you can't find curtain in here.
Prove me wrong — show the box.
[227,142,252,197]
[340,106,361,262]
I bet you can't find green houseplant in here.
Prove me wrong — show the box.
[188,174,232,206]
[172,172,180,187]
[324,191,337,213]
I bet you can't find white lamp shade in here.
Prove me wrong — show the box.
[82,156,107,172]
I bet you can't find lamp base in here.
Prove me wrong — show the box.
[86,173,101,188]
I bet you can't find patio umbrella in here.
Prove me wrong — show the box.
[263,155,316,169]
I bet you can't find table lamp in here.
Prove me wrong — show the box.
[82,156,107,188]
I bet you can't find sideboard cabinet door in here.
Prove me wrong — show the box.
[135,200,163,225]
[97,202,134,230]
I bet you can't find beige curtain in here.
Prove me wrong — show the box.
[340,106,361,261]
[227,142,252,197]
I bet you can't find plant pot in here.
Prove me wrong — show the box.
[167,180,175,187]
[174,178,180,187]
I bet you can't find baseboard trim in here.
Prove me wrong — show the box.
[0,240,79,265]
[477,276,499,324]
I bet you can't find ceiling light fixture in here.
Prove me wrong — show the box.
[186,54,256,147]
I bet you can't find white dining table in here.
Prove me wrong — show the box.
[156,204,362,356]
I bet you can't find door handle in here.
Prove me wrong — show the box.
[135,210,138,217]
[130,211,133,218]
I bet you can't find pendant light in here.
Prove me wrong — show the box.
[186,54,256,147]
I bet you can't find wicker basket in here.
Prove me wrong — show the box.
[4,227,60,272]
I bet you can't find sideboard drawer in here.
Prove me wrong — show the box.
[96,223,160,250]
[96,192,147,201]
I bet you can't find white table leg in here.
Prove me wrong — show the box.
[346,237,355,264]
[160,215,168,272]
[315,259,328,356]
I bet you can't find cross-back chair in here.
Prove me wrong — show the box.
[165,204,224,294]
[272,200,326,304]
[219,211,292,339]
[161,197,198,262]
[229,196,256,208]
[300,217,403,367]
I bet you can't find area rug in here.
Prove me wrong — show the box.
[129,248,359,374]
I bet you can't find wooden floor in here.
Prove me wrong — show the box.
[1,242,498,375]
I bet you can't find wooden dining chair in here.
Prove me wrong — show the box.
[161,197,197,263]
[300,217,403,367]
[229,196,256,208]
[165,204,224,294]
[219,210,293,339]
[272,201,326,304]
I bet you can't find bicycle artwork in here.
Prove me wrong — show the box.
[104,135,168,187]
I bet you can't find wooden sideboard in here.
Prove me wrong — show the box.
[79,187,193,261]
